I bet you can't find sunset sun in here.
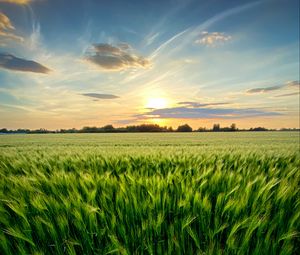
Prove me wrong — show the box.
[146,97,168,109]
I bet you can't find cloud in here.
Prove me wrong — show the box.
[150,1,260,59]
[178,101,231,108]
[150,28,190,59]
[0,53,51,73]
[144,32,160,46]
[0,0,33,4]
[274,92,300,98]
[195,31,232,46]
[0,13,23,42]
[246,85,282,94]
[133,102,282,120]
[135,103,281,120]
[286,80,300,88]
[117,42,131,50]
[246,80,300,94]
[82,93,120,99]
[85,43,150,71]
[0,13,13,30]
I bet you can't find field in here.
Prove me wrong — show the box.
[0,132,299,254]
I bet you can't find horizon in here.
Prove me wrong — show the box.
[0,0,299,129]
[1,122,299,132]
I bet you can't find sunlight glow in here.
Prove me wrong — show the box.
[146,98,168,109]
[148,118,166,126]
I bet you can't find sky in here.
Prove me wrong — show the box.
[0,0,299,130]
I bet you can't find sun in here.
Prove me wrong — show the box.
[146,97,168,109]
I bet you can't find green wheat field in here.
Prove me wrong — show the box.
[0,132,299,254]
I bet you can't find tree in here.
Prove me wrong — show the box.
[103,125,115,132]
[197,127,206,132]
[212,124,220,132]
[230,123,237,131]
[0,128,8,133]
[81,126,99,133]
[168,126,174,132]
[177,124,193,132]
[250,127,268,131]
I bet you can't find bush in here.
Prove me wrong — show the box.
[177,124,193,132]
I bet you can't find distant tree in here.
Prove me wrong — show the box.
[177,124,193,132]
[30,128,52,134]
[103,125,115,132]
[167,126,174,132]
[81,126,99,133]
[122,124,168,132]
[221,127,231,131]
[2,124,297,134]
[212,124,220,132]
[137,124,166,132]
[60,128,77,133]
[250,127,268,131]
[280,128,300,131]
[230,123,237,131]
[197,127,207,132]
[0,128,8,133]
[125,125,137,132]
[70,128,77,133]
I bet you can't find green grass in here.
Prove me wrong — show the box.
[0,132,299,254]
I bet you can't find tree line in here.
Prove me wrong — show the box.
[0,124,298,134]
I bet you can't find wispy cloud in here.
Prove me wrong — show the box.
[82,93,120,99]
[144,32,160,46]
[286,80,300,88]
[143,0,194,48]
[0,0,34,4]
[195,31,231,46]
[0,12,23,43]
[0,53,51,73]
[150,1,261,60]
[178,101,231,108]
[117,42,131,50]
[274,92,300,98]
[246,80,300,94]
[85,43,151,71]
[150,28,190,59]
[246,85,282,94]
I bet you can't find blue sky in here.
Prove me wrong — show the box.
[0,0,299,129]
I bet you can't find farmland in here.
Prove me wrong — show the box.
[0,132,299,254]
